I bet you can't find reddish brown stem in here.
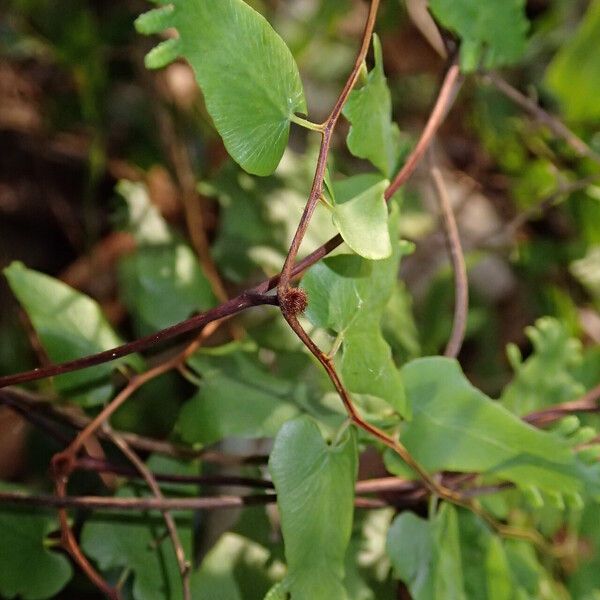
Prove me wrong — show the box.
[385,62,463,200]
[430,166,468,358]
[0,61,461,392]
[277,0,381,295]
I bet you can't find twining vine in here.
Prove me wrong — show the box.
[1,1,600,599]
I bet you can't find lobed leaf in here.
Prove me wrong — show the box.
[500,317,585,416]
[301,204,410,417]
[0,485,73,600]
[269,416,358,600]
[387,503,466,600]
[389,357,600,497]
[136,0,307,176]
[429,0,529,71]
[343,35,403,177]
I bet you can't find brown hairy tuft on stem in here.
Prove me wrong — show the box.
[280,287,308,316]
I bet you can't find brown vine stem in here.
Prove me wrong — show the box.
[430,166,468,358]
[0,388,269,465]
[0,62,462,391]
[0,491,387,511]
[282,311,461,501]
[75,457,275,489]
[484,73,600,165]
[50,321,222,600]
[276,0,380,297]
[54,475,119,600]
[385,62,462,199]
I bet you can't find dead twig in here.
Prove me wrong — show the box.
[430,166,469,358]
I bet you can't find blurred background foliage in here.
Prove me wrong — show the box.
[0,0,600,598]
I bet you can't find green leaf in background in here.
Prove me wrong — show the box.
[136,0,307,176]
[545,0,600,121]
[387,503,466,600]
[198,532,282,600]
[568,503,600,598]
[457,510,545,600]
[82,457,196,600]
[302,205,410,417]
[117,180,171,245]
[331,176,392,260]
[571,246,600,310]
[177,343,301,446]
[3,261,141,406]
[429,0,529,71]
[117,181,217,335]
[500,317,585,416]
[119,245,217,334]
[389,357,600,497]
[343,34,403,177]
[269,416,358,600]
[382,281,421,363]
[0,485,73,600]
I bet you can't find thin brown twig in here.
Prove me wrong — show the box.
[0,491,386,511]
[385,61,463,200]
[75,456,275,489]
[0,388,269,465]
[524,382,600,427]
[0,60,462,391]
[484,73,600,165]
[107,428,191,600]
[53,477,119,600]
[430,166,469,358]
[277,0,381,295]
[49,322,223,599]
[0,291,278,388]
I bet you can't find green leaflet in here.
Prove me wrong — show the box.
[545,0,600,121]
[389,505,561,600]
[429,0,529,71]
[177,342,301,445]
[3,261,141,406]
[331,176,392,260]
[500,317,585,416]
[389,357,600,497]
[387,503,466,600]
[0,485,73,600]
[136,0,306,176]
[301,204,410,417]
[117,180,217,335]
[343,35,403,177]
[269,416,358,600]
